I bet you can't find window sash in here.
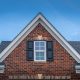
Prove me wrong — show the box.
[34,41,46,61]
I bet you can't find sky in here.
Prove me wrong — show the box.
[0,0,80,42]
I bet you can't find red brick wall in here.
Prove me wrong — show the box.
[1,23,79,79]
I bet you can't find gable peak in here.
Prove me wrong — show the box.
[35,12,46,20]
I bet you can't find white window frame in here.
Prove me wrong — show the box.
[34,41,46,61]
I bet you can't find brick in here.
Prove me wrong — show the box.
[0,23,79,79]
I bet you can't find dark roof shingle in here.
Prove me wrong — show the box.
[68,41,80,54]
[0,41,11,53]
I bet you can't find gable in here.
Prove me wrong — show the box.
[3,24,75,75]
[0,13,80,63]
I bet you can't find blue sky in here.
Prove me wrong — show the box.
[0,0,80,41]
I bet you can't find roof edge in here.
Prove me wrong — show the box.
[0,13,80,63]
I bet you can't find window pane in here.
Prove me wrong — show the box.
[39,52,44,56]
[39,47,45,50]
[40,42,44,46]
[36,52,44,57]
[36,57,40,60]
[36,57,44,60]
[36,52,40,56]
[35,42,39,46]
[35,52,45,60]
[40,57,44,60]
[35,47,39,50]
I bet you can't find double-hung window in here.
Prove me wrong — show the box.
[27,41,53,61]
[34,41,46,61]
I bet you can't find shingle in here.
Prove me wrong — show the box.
[68,41,80,54]
[0,41,11,53]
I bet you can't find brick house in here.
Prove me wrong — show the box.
[0,13,80,80]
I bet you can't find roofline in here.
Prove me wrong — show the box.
[0,12,80,63]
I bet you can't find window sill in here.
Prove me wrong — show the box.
[34,60,47,63]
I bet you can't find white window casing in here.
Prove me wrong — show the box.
[34,41,46,61]
[75,65,80,73]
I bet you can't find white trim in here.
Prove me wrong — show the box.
[75,65,80,69]
[0,13,80,63]
[76,70,80,73]
[0,69,4,73]
[75,64,80,73]
[0,65,5,73]
[34,41,46,62]
[0,65,5,67]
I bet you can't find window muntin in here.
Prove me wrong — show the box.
[34,41,46,61]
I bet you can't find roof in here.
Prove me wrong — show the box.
[0,41,80,54]
[0,13,80,63]
[0,41,11,53]
[68,41,80,54]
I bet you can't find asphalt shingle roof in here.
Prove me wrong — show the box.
[68,41,80,54]
[0,41,11,53]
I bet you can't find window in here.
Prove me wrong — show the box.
[27,41,53,61]
[34,41,46,61]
